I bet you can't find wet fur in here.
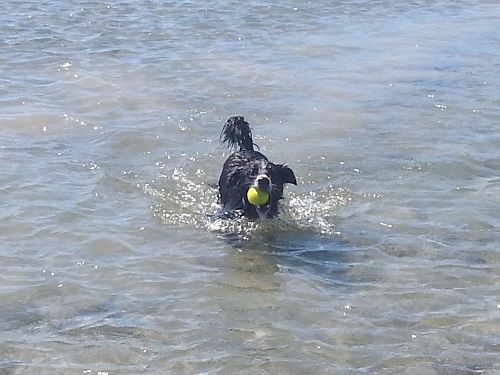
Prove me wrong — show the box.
[218,116,297,219]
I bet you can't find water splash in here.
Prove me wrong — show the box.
[286,186,351,235]
[145,167,219,228]
[146,168,350,238]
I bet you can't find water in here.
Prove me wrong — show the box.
[1,0,499,373]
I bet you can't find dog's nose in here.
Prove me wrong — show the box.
[257,176,271,190]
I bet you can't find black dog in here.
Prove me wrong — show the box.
[218,116,297,219]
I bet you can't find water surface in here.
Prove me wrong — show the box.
[1,1,499,374]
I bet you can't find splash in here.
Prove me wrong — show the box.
[286,186,351,235]
[145,167,219,228]
[146,167,350,238]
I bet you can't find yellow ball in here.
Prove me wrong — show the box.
[247,187,270,206]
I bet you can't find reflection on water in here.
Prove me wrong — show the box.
[1,0,499,373]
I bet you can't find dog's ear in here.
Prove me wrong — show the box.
[273,164,297,185]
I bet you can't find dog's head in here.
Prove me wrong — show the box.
[235,156,297,219]
[253,162,296,193]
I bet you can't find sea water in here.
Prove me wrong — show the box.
[1,1,499,373]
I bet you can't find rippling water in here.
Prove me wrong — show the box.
[1,1,499,374]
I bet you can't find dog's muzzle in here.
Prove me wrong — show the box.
[256,175,271,192]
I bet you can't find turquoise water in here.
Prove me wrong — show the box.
[1,1,499,373]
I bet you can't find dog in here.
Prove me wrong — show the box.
[218,116,297,220]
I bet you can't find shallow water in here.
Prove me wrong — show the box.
[1,1,499,374]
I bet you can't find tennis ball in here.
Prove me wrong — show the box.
[247,187,270,206]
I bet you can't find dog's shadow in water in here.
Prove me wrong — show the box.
[219,225,373,288]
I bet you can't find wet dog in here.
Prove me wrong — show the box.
[218,116,297,219]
